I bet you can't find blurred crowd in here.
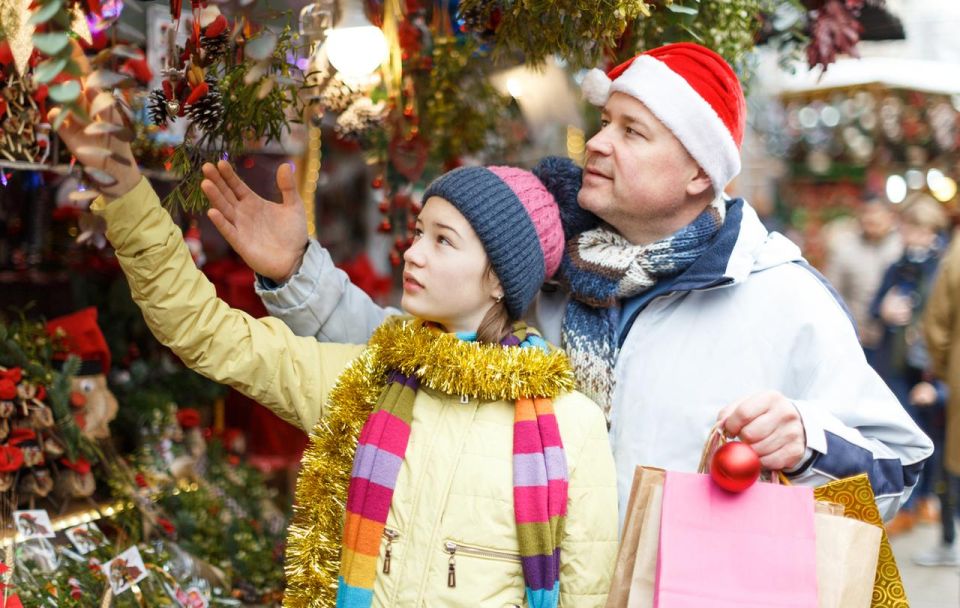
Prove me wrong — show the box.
[825,193,960,567]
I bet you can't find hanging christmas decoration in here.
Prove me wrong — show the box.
[334,97,387,141]
[0,71,51,164]
[183,77,225,135]
[455,0,650,67]
[147,4,304,211]
[318,70,366,113]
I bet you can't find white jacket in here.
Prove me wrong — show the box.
[257,199,932,523]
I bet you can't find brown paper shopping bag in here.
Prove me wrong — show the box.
[815,502,882,608]
[605,466,664,608]
[813,474,908,607]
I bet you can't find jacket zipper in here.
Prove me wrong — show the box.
[382,528,399,574]
[443,540,522,588]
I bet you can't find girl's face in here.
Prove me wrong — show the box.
[901,221,937,251]
[401,196,503,334]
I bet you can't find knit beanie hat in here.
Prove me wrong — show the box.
[421,157,593,318]
[581,42,746,196]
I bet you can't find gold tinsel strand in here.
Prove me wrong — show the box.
[283,318,575,607]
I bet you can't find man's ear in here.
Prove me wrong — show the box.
[686,167,713,197]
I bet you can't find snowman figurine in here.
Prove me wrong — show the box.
[46,307,118,440]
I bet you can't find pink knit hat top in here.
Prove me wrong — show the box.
[486,166,565,278]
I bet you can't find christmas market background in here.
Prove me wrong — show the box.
[0,0,958,605]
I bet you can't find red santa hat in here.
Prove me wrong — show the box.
[46,307,111,375]
[582,42,746,196]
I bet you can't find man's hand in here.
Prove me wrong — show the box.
[909,381,938,407]
[717,391,807,471]
[202,160,309,283]
[879,289,912,326]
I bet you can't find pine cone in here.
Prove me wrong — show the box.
[201,33,230,63]
[147,89,170,126]
[185,79,225,134]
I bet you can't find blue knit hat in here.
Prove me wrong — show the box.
[421,157,594,318]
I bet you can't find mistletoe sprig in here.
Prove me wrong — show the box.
[150,8,305,212]
[457,0,654,68]
[421,36,512,165]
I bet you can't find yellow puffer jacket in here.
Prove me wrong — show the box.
[92,178,619,607]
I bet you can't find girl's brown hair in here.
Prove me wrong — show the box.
[475,262,516,344]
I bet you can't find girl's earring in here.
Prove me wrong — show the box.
[494,295,503,304]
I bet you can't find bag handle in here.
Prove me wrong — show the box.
[698,420,790,484]
[697,421,728,474]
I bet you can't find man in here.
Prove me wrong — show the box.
[919,231,960,565]
[824,197,902,360]
[201,42,930,522]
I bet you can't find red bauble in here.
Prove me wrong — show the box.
[710,441,761,493]
[0,379,16,400]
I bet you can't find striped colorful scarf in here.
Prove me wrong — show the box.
[336,322,568,608]
[558,197,726,417]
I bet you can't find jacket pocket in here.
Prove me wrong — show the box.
[438,539,526,607]
[442,539,521,587]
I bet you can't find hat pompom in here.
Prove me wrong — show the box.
[533,156,598,240]
[581,68,612,106]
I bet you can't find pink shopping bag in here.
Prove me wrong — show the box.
[655,470,819,608]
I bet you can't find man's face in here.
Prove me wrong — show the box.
[578,92,709,243]
[859,203,894,241]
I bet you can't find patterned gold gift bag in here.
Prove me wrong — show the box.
[813,474,908,607]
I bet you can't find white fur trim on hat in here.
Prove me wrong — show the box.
[581,68,612,106]
[593,56,741,195]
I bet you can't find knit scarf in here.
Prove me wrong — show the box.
[558,198,726,416]
[283,318,576,608]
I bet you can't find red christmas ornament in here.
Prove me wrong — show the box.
[710,441,761,493]
[377,219,392,233]
[378,200,390,214]
[0,446,24,473]
[0,379,16,400]
[389,251,402,267]
[176,407,202,429]
[371,176,384,189]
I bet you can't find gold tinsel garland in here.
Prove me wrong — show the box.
[283,318,575,607]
